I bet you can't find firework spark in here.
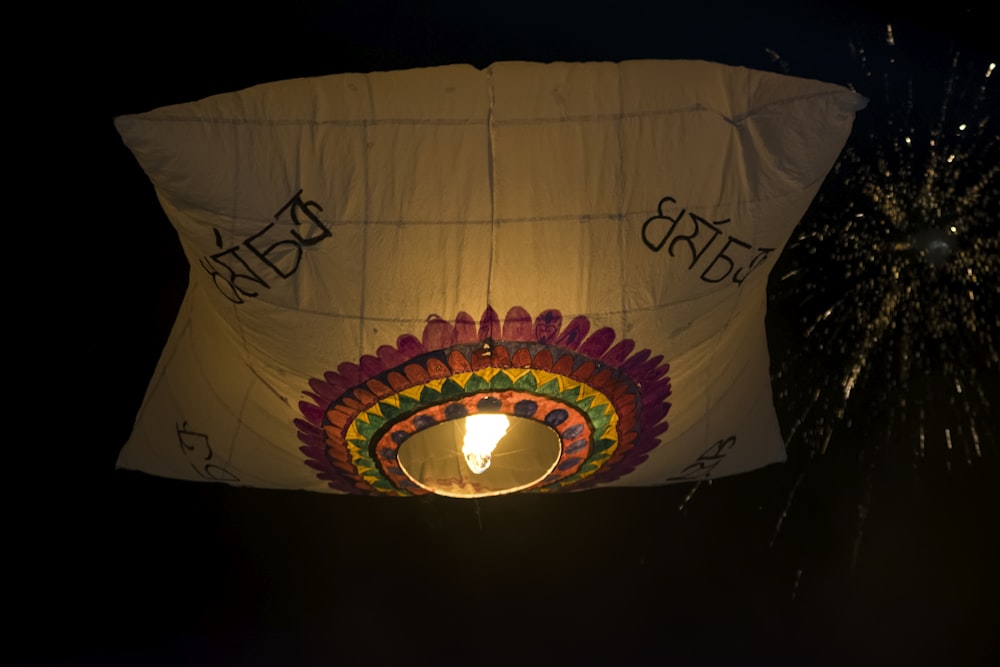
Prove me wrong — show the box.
[771,24,997,465]
[764,25,998,559]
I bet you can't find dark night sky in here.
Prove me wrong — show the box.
[17,2,997,665]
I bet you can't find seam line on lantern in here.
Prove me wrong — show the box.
[615,63,628,339]
[485,66,497,310]
[359,74,377,363]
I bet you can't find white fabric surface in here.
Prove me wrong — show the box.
[115,60,866,493]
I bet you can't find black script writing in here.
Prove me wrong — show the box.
[177,421,240,482]
[664,435,736,482]
[642,196,774,286]
[200,190,332,303]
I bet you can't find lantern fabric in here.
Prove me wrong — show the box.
[114,60,866,495]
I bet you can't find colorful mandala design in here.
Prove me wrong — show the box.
[295,306,672,495]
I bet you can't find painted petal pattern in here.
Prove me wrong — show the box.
[296,306,672,495]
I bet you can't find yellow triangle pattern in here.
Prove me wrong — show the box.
[335,361,637,495]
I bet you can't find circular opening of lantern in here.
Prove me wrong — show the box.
[396,415,563,498]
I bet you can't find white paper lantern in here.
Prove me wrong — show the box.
[114,59,866,496]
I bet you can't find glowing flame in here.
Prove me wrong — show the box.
[462,413,510,474]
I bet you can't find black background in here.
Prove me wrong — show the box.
[18,2,997,665]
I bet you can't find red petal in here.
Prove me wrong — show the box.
[325,406,353,428]
[404,363,431,384]
[353,388,377,407]
[532,349,554,371]
[588,368,615,392]
[511,348,532,367]
[470,347,492,370]
[448,350,472,372]
[490,345,512,368]
[614,394,639,418]
[571,360,596,382]
[387,371,410,392]
[326,445,352,463]
[366,378,393,399]
[426,358,451,378]
[341,396,365,411]
[552,354,575,376]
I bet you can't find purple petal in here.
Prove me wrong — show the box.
[377,344,408,368]
[479,306,500,341]
[422,316,456,350]
[359,354,383,379]
[601,339,635,367]
[641,382,673,407]
[554,315,591,350]
[534,309,563,343]
[298,400,326,424]
[502,306,533,341]
[322,372,351,392]
[395,334,426,358]
[454,312,477,342]
[308,378,341,403]
[336,361,363,386]
[579,326,615,358]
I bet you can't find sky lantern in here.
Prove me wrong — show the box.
[114,59,866,496]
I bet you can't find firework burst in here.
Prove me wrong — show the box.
[770,25,997,468]
[759,24,998,572]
